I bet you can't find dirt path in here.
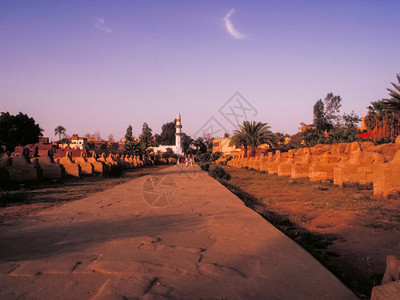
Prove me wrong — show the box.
[221,166,400,299]
[0,164,356,299]
[0,165,168,225]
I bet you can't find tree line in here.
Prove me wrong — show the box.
[1,73,399,156]
[228,73,400,157]
[123,121,212,159]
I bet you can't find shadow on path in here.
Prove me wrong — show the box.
[0,213,205,262]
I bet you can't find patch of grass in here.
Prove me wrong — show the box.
[343,182,374,190]
[317,186,330,191]
[0,190,30,207]
[199,162,210,172]
[209,164,231,181]
[364,222,398,231]
[288,179,302,185]
[387,192,400,200]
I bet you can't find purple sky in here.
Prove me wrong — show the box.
[1,1,399,141]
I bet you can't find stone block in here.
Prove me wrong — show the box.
[259,153,273,172]
[247,156,258,170]
[268,151,287,174]
[291,148,320,179]
[309,151,341,182]
[32,150,63,180]
[278,150,299,176]
[5,148,41,182]
[371,280,400,300]
[333,143,385,186]
[373,150,400,197]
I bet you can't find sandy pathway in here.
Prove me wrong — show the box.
[0,164,357,299]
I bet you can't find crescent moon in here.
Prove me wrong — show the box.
[224,9,246,40]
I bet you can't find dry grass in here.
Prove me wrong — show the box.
[229,168,381,212]
[218,166,400,299]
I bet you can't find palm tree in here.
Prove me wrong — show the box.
[229,130,248,157]
[383,74,400,114]
[365,75,400,142]
[54,126,66,141]
[230,121,277,157]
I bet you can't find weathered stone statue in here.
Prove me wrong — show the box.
[74,152,94,175]
[33,149,63,179]
[56,151,81,177]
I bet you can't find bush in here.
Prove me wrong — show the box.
[209,165,230,181]
[104,164,124,178]
[375,136,392,145]
[200,162,210,172]
[0,190,29,207]
[196,152,211,162]
[0,168,9,188]
[210,151,223,162]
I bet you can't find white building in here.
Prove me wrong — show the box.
[59,134,87,150]
[152,113,183,155]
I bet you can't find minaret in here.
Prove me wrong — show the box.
[175,113,182,155]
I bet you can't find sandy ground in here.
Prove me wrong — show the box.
[222,166,400,299]
[0,165,168,225]
[0,164,356,299]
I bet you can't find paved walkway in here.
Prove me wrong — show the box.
[0,165,357,299]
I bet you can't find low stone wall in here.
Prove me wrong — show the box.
[227,137,400,198]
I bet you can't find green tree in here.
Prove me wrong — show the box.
[139,122,154,156]
[0,112,43,152]
[193,137,208,155]
[202,133,214,152]
[329,126,359,144]
[124,125,136,155]
[229,130,248,157]
[328,111,360,143]
[231,121,276,157]
[364,75,400,142]
[305,93,360,145]
[181,133,194,154]
[286,132,304,149]
[156,121,175,145]
[274,132,291,152]
[324,93,342,125]
[313,93,342,133]
[301,127,323,148]
[365,100,386,131]
[382,74,400,114]
[54,125,66,141]
[342,111,360,129]
[313,100,327,133]
[162,147,174,159]
[125,125,133,141]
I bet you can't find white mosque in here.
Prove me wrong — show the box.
[152,113,183,155]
